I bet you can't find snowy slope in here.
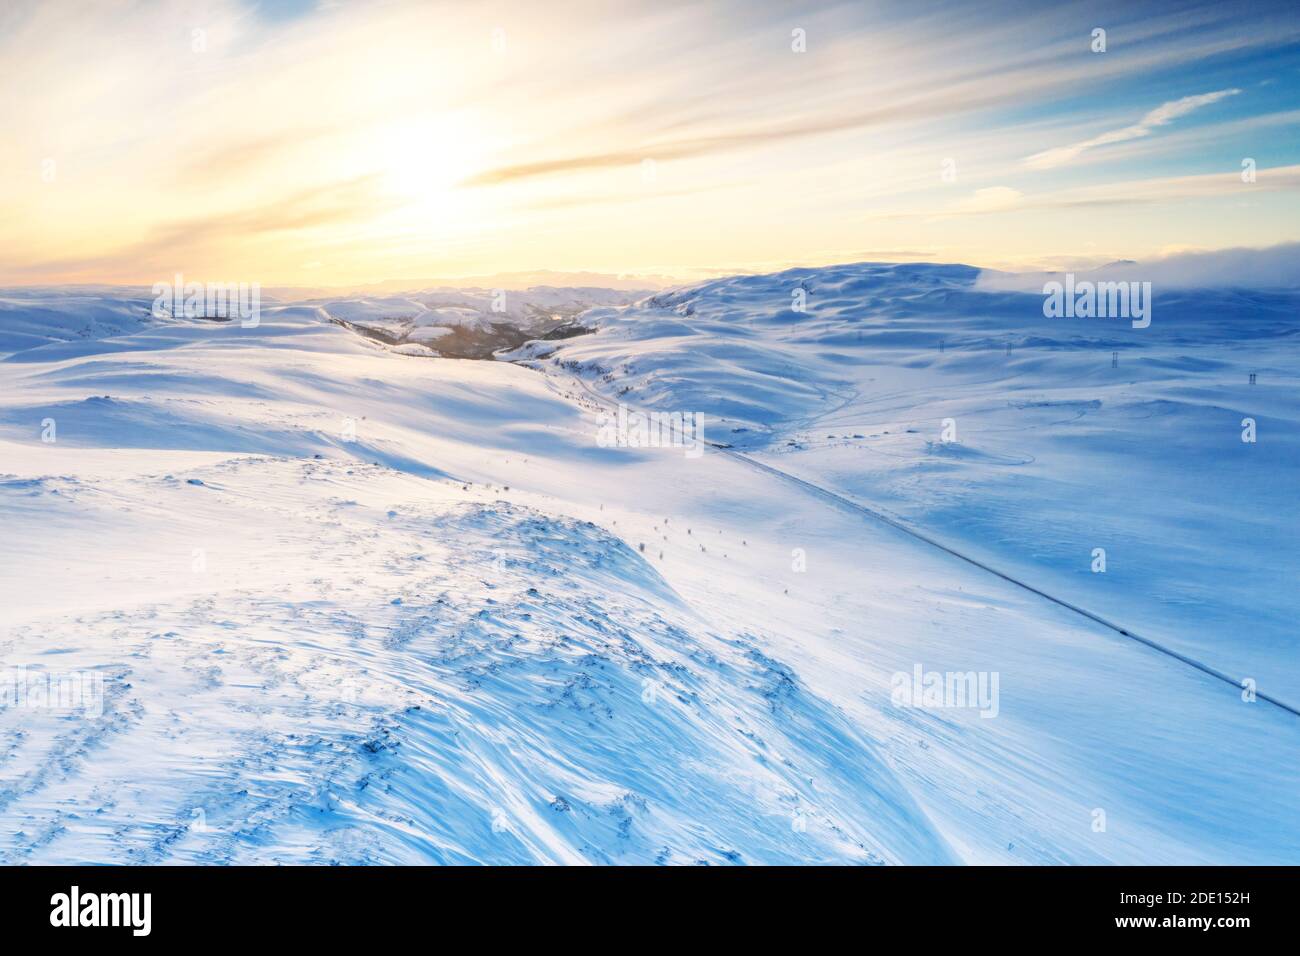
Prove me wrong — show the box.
[0,288,158,358]
[1,267,1297,864]
[530,263,1300,704]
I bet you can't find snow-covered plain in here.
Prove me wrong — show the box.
[0,266,1297,864]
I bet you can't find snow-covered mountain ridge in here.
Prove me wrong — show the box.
[1,262,1296,864]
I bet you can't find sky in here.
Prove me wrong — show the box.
[3,0,1299,288]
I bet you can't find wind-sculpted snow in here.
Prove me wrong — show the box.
[1,263,1297,864]
[0,456,950,864]
[345,501,953,864]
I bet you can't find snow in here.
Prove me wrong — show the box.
[541,263,1300,702]
[0,265,1297,864]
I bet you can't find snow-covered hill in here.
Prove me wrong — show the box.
[1,264,1297,864]
[528,263,1300,703]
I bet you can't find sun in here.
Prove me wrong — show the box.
[369,113,483,214]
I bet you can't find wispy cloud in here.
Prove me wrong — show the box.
[9,175,393,282]
[869,164,1300,223]
[956,186,1025,214]
[3,0,1299,282]
[1024,89,1242,170]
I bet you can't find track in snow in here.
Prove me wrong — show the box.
[714,445,1300,719]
